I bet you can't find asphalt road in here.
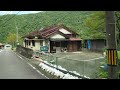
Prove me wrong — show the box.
[0,49,47,79]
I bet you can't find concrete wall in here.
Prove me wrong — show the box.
[16,45,33,59]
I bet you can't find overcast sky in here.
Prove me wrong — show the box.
[0,11,43,15]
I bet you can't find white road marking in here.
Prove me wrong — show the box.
[17,55,24,60]
[36,70,49,79]
[14,51,49,79]
[0,50,2,55]
[27,63,49,79]
[27,63,36,69]
[14,52,24,60]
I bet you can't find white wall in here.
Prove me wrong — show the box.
[23,41,25,47]
[43,40,45,46]
[48,40,50,53]
[50,34,65,39]
[35,41,40,51]
[23,39,50,51]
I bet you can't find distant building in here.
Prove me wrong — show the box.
[23,24,82,53]
[83,39,106,52]
[0,43,4,49]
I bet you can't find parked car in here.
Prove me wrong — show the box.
[4,44,12,50]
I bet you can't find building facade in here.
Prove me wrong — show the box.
[23,24,82,53]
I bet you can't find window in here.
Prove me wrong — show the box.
[26,41,28,45]
[32,40,35,46]
[6,46,10,47]
[29,41,31,46]
[45,40,48,46]
[40,40,43,46]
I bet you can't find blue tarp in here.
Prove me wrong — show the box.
[87,40,91,49]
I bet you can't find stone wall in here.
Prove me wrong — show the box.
[16,45,33,59]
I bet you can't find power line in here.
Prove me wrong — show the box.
[0,11,20,28]
[0,11,11,16]
[0,12,40,37]
[20,14,41,35]
[0,11,12,22]
[0,11,12,20]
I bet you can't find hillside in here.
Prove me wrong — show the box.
[0,11,94,43]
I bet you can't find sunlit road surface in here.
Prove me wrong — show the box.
[0,49,47,79]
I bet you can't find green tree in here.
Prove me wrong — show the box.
[7,33,16,47]
[6,33,22,47]
[115,11,120,50]
[83,11,106,39]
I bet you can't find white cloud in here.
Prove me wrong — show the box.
[0,11,14,15]
[0,11,43,16]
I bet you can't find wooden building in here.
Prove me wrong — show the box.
[83,39,106,52]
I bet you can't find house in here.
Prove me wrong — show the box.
[83,39,106,52]
[0,43,4,49]
[23,24,82,53]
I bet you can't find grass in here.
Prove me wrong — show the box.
[117,51,120,60]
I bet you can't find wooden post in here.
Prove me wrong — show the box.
[106,11,118,79]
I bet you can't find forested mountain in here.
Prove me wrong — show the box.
[0,11,94,43]
[0,11,110,44]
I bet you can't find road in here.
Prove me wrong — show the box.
[0,49,47,79]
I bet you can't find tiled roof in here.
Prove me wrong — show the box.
[23,24,79,39]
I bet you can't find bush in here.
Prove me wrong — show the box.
[117,51,120,65]
[97,66,108,79]
[98,71,108,78]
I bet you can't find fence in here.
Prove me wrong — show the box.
[35,52,105,79]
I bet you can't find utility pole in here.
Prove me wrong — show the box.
[15,21,19,46]
[106,11,118,79]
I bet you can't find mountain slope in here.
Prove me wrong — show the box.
[0,11,93,43]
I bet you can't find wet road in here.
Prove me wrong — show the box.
[0,49,47,79]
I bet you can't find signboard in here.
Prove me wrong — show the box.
[40,46,48,53]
